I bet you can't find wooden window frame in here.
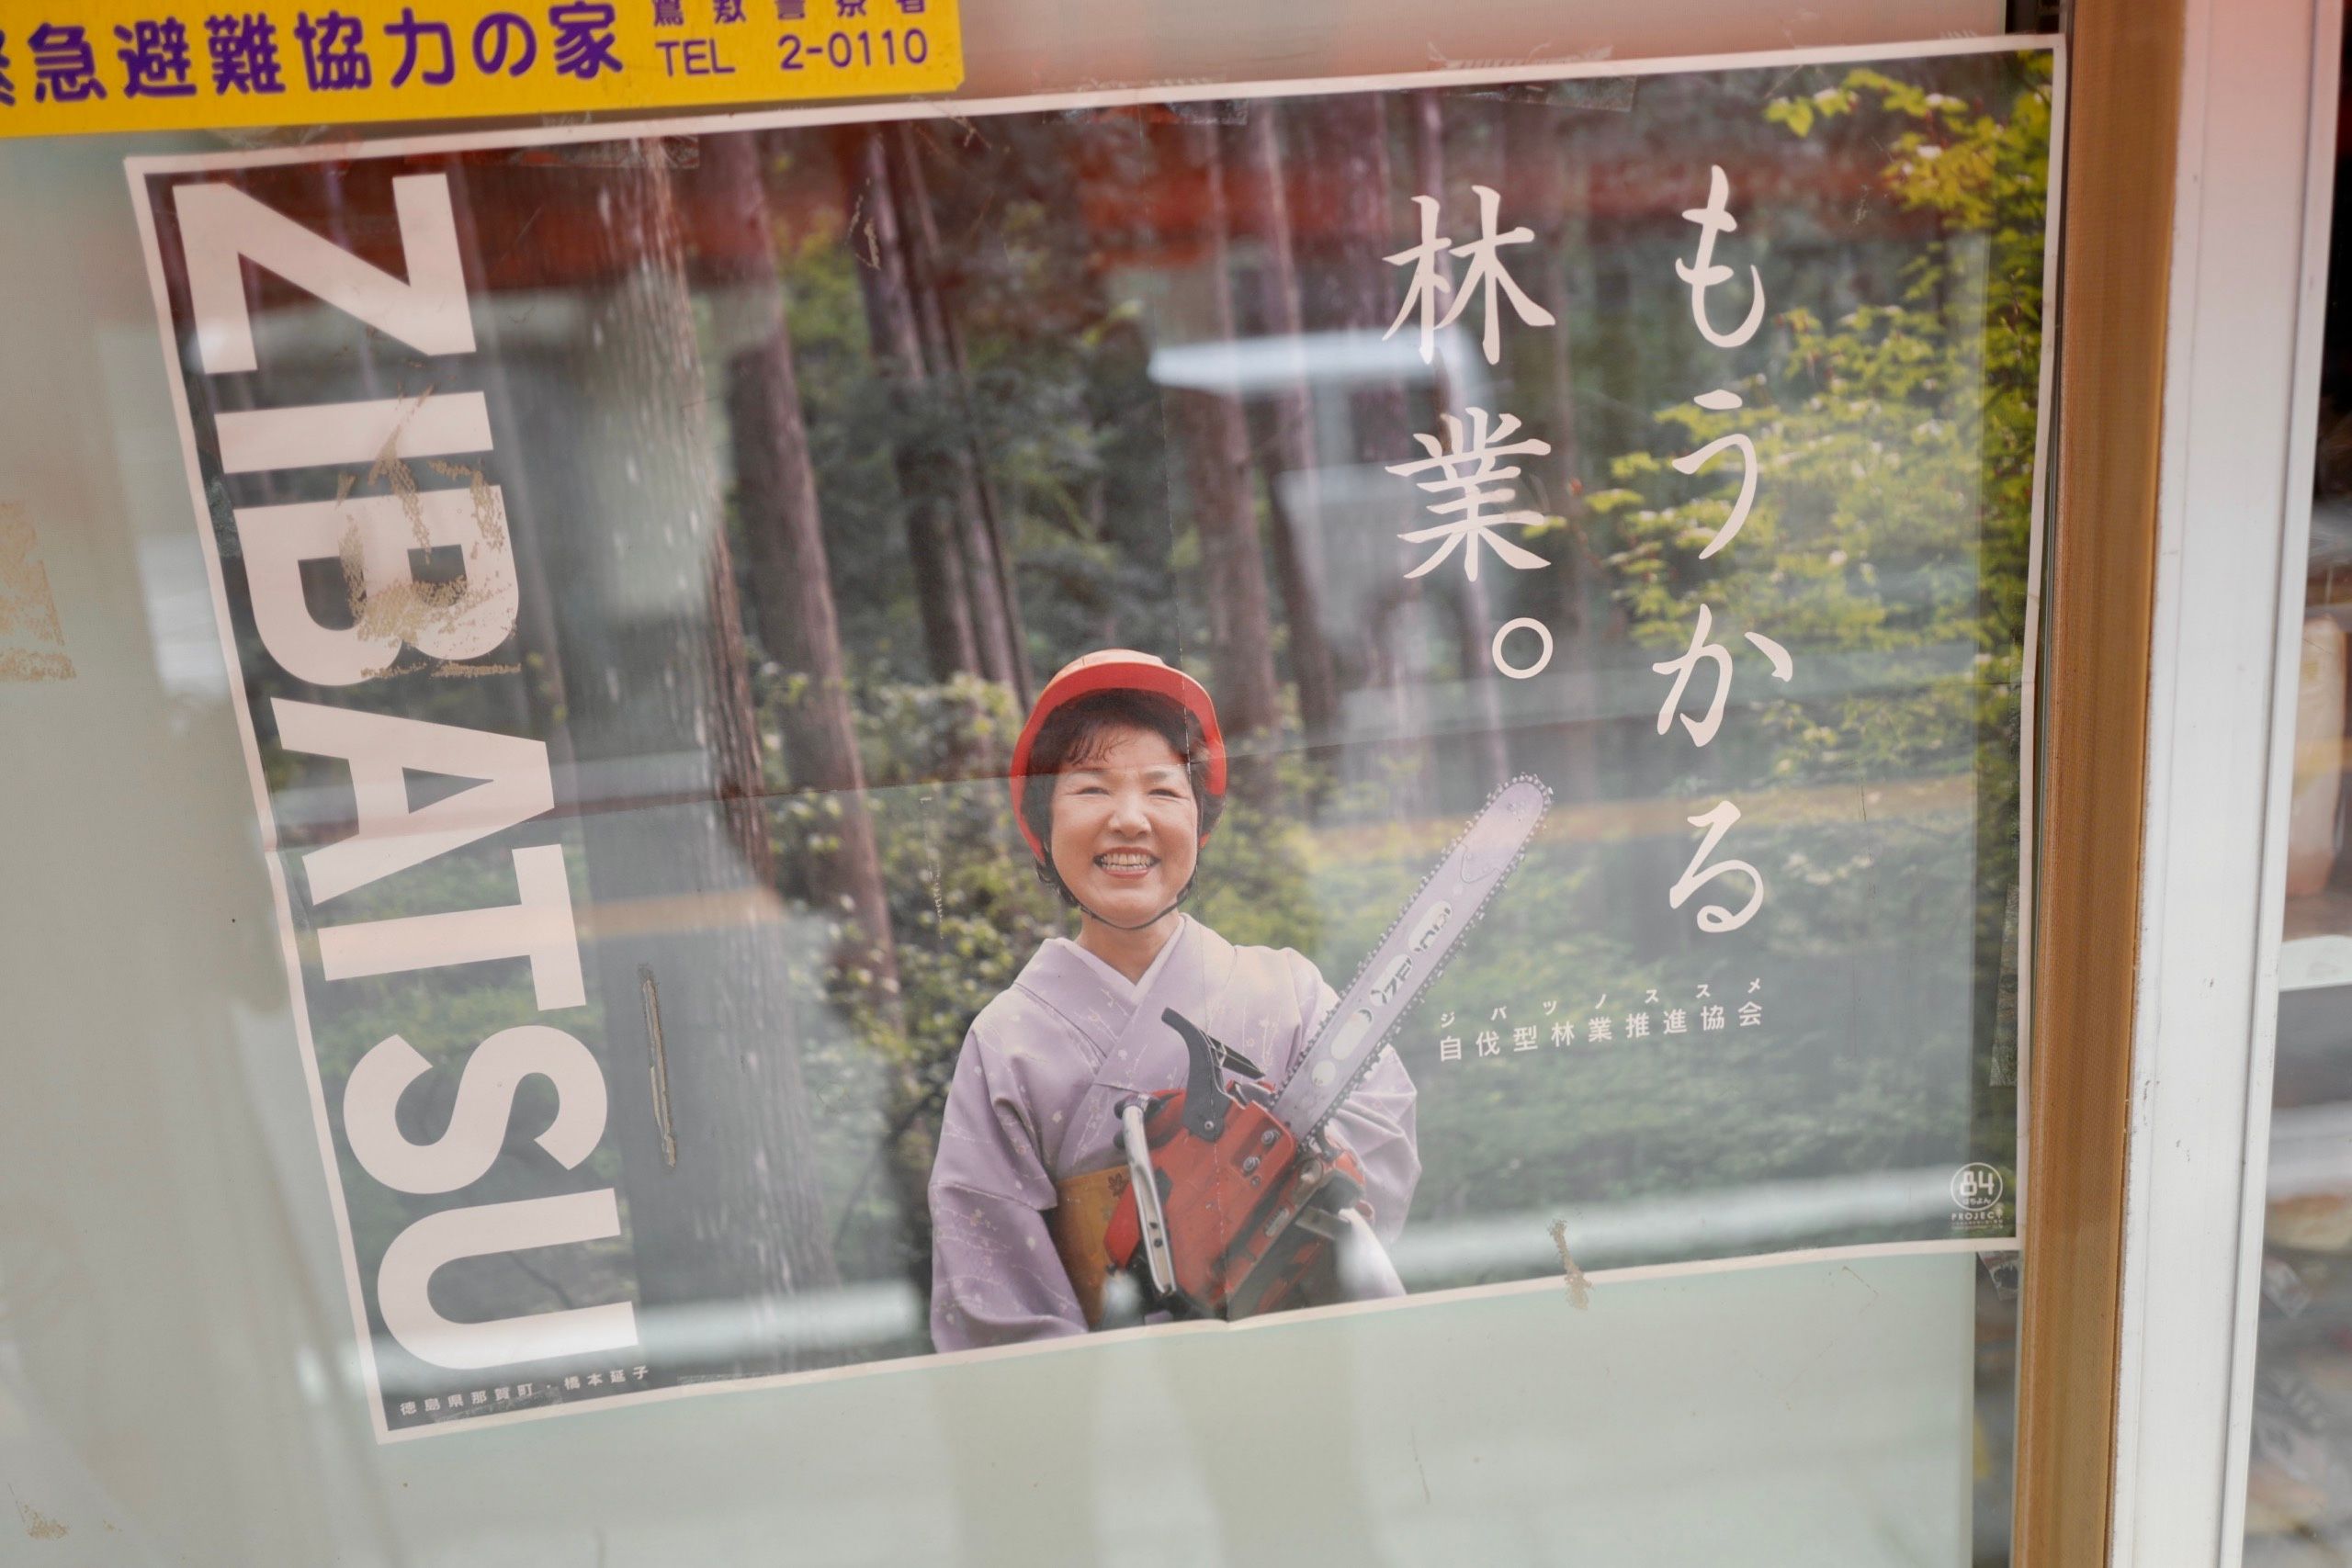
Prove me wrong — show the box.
[2019,0,2346,1562]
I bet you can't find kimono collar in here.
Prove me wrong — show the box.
[1053,915,1191,1000]
[1012,915,1239,1063]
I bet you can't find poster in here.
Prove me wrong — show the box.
[129,36,2057,1437]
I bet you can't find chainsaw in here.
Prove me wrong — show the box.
[1102,775,1551,1321]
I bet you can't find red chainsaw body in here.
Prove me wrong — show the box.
[1102,1083,1365,1320]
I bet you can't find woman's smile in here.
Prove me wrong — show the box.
[1095,849,1159,876]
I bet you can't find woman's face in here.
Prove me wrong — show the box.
[1047,724,1200,929]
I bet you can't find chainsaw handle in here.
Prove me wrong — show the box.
[1115,1100,1176,1298]
[1160,1008,1233,1142]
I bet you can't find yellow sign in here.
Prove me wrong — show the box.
[0,0,960,138]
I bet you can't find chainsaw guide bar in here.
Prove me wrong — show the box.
[1267,774,1553,1142]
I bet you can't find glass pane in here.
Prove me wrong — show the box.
[2248,17,2352,1562]
[0,22,2044,1565]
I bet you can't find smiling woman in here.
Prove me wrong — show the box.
[926,649,1422,1349]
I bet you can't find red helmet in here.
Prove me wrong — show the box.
[1009,649,1227,862]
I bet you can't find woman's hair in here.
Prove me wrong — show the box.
[1018,689,1222,866]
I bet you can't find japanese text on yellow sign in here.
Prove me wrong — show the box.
[0,0,962,138]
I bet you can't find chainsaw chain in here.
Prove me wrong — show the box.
[1281,773,1553,1145]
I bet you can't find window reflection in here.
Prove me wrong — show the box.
[2250,14,2352,1562]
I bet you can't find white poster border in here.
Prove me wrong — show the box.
[125,33,2062,1441]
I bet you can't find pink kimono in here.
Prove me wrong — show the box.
[927,915,1420,1351]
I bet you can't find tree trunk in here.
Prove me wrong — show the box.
[837,127,980,682]
[891,125,1035,705]
[1310,96,1414,462]
[504,141,846,1374]
[1165,121,1283,806]
[707,134,934,1279]
[713,139,897,998]
[1504,101,1602,804]
[1414,91,1510,795]
[1300,93,1433,815]
[727,334,897,961]
[1227,107,1340,750]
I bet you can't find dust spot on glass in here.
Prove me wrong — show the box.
[0,503,75,682]
[1547,1217,1591,1309]
[11,1495,66,1540]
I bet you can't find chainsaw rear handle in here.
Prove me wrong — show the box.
[1114,1100,1175,1297]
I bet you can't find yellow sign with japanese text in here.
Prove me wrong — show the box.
[0,0,960,137]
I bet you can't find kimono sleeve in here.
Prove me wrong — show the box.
[926,1025,1088,1353]
[1292,958,1421,1245]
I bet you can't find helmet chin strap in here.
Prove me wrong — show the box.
[1036,857,1201,933]
[1074,879,1196,933]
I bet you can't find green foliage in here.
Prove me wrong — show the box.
[1187,790,1325,959]
[856,675,1065,1071]
[778,122,1187,685]
[1602,55,2051,795]
[1312,799,1986,1252]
